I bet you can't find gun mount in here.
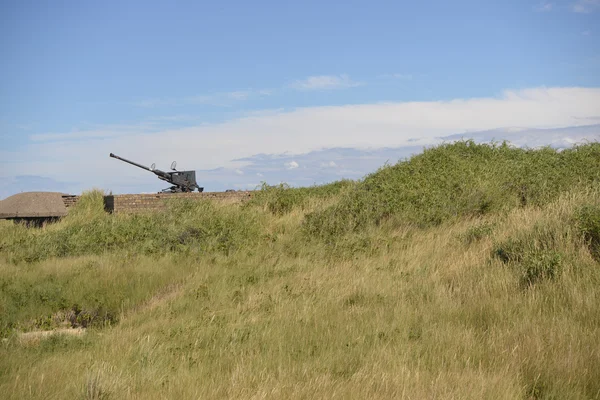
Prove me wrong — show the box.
[110,153,204,193]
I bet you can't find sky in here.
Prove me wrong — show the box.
[1,0,599,198]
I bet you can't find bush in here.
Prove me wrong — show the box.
[304,141,600,239]
[493,223,566,287]
[574,204,600,262]
[519,250,562,287]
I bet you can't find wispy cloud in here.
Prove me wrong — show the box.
[257,89,274,96]
[27,120,179,142]
[289,74,363,91]
[133,98,171,108]
[379,73,414,80]
[4,87,600,195]
[147,115,202,122]
[223,91,249,101]
[573,0,600,13]
[133,74,367,108]
[534,1,553,12]
[320,161,337,168]
[133,89,267,108]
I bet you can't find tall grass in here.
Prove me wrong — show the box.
[1,141,599,399]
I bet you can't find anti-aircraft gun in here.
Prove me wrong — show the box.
[109,153,204,193]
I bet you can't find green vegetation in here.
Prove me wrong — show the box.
[575,204,600,261]
[1,141,599,399]
[1,191,263,264]
[305,141,600,238]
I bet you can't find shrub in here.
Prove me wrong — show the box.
[574,204,600,262]
[493,222,567,287]
[519,250,562,287]
[304,141,600,239]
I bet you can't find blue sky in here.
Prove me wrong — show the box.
[1,0,599,198]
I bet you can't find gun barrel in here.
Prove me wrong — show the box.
[109,153,152,172]
[110,152,202,193]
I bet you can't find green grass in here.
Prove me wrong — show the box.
[1,141,599,399]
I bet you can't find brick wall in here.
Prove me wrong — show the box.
[62,191,254,214]
[62,195,79,208]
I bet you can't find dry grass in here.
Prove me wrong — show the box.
[1,142,599,399]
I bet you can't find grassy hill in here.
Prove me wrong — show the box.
[1,141,599,399]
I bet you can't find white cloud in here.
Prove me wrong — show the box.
[134,74,363,108]
[377,72,414,81]
[320,161,337,168]
[28,120,177,142]
[134,90,254,108]
[133,98,171,108]
[4,87,600,193]
[573,0,600,13]
[290,74,362,91]
[284,161,299,170]
[257,89,274,96]
[148,115,201,122]
[380,73,413,80]
[534,2,553,11]
[391,73,413,80]
[234,169,244,175]
[227,91,250,101]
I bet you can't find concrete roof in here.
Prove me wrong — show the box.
[0,192,69,218]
